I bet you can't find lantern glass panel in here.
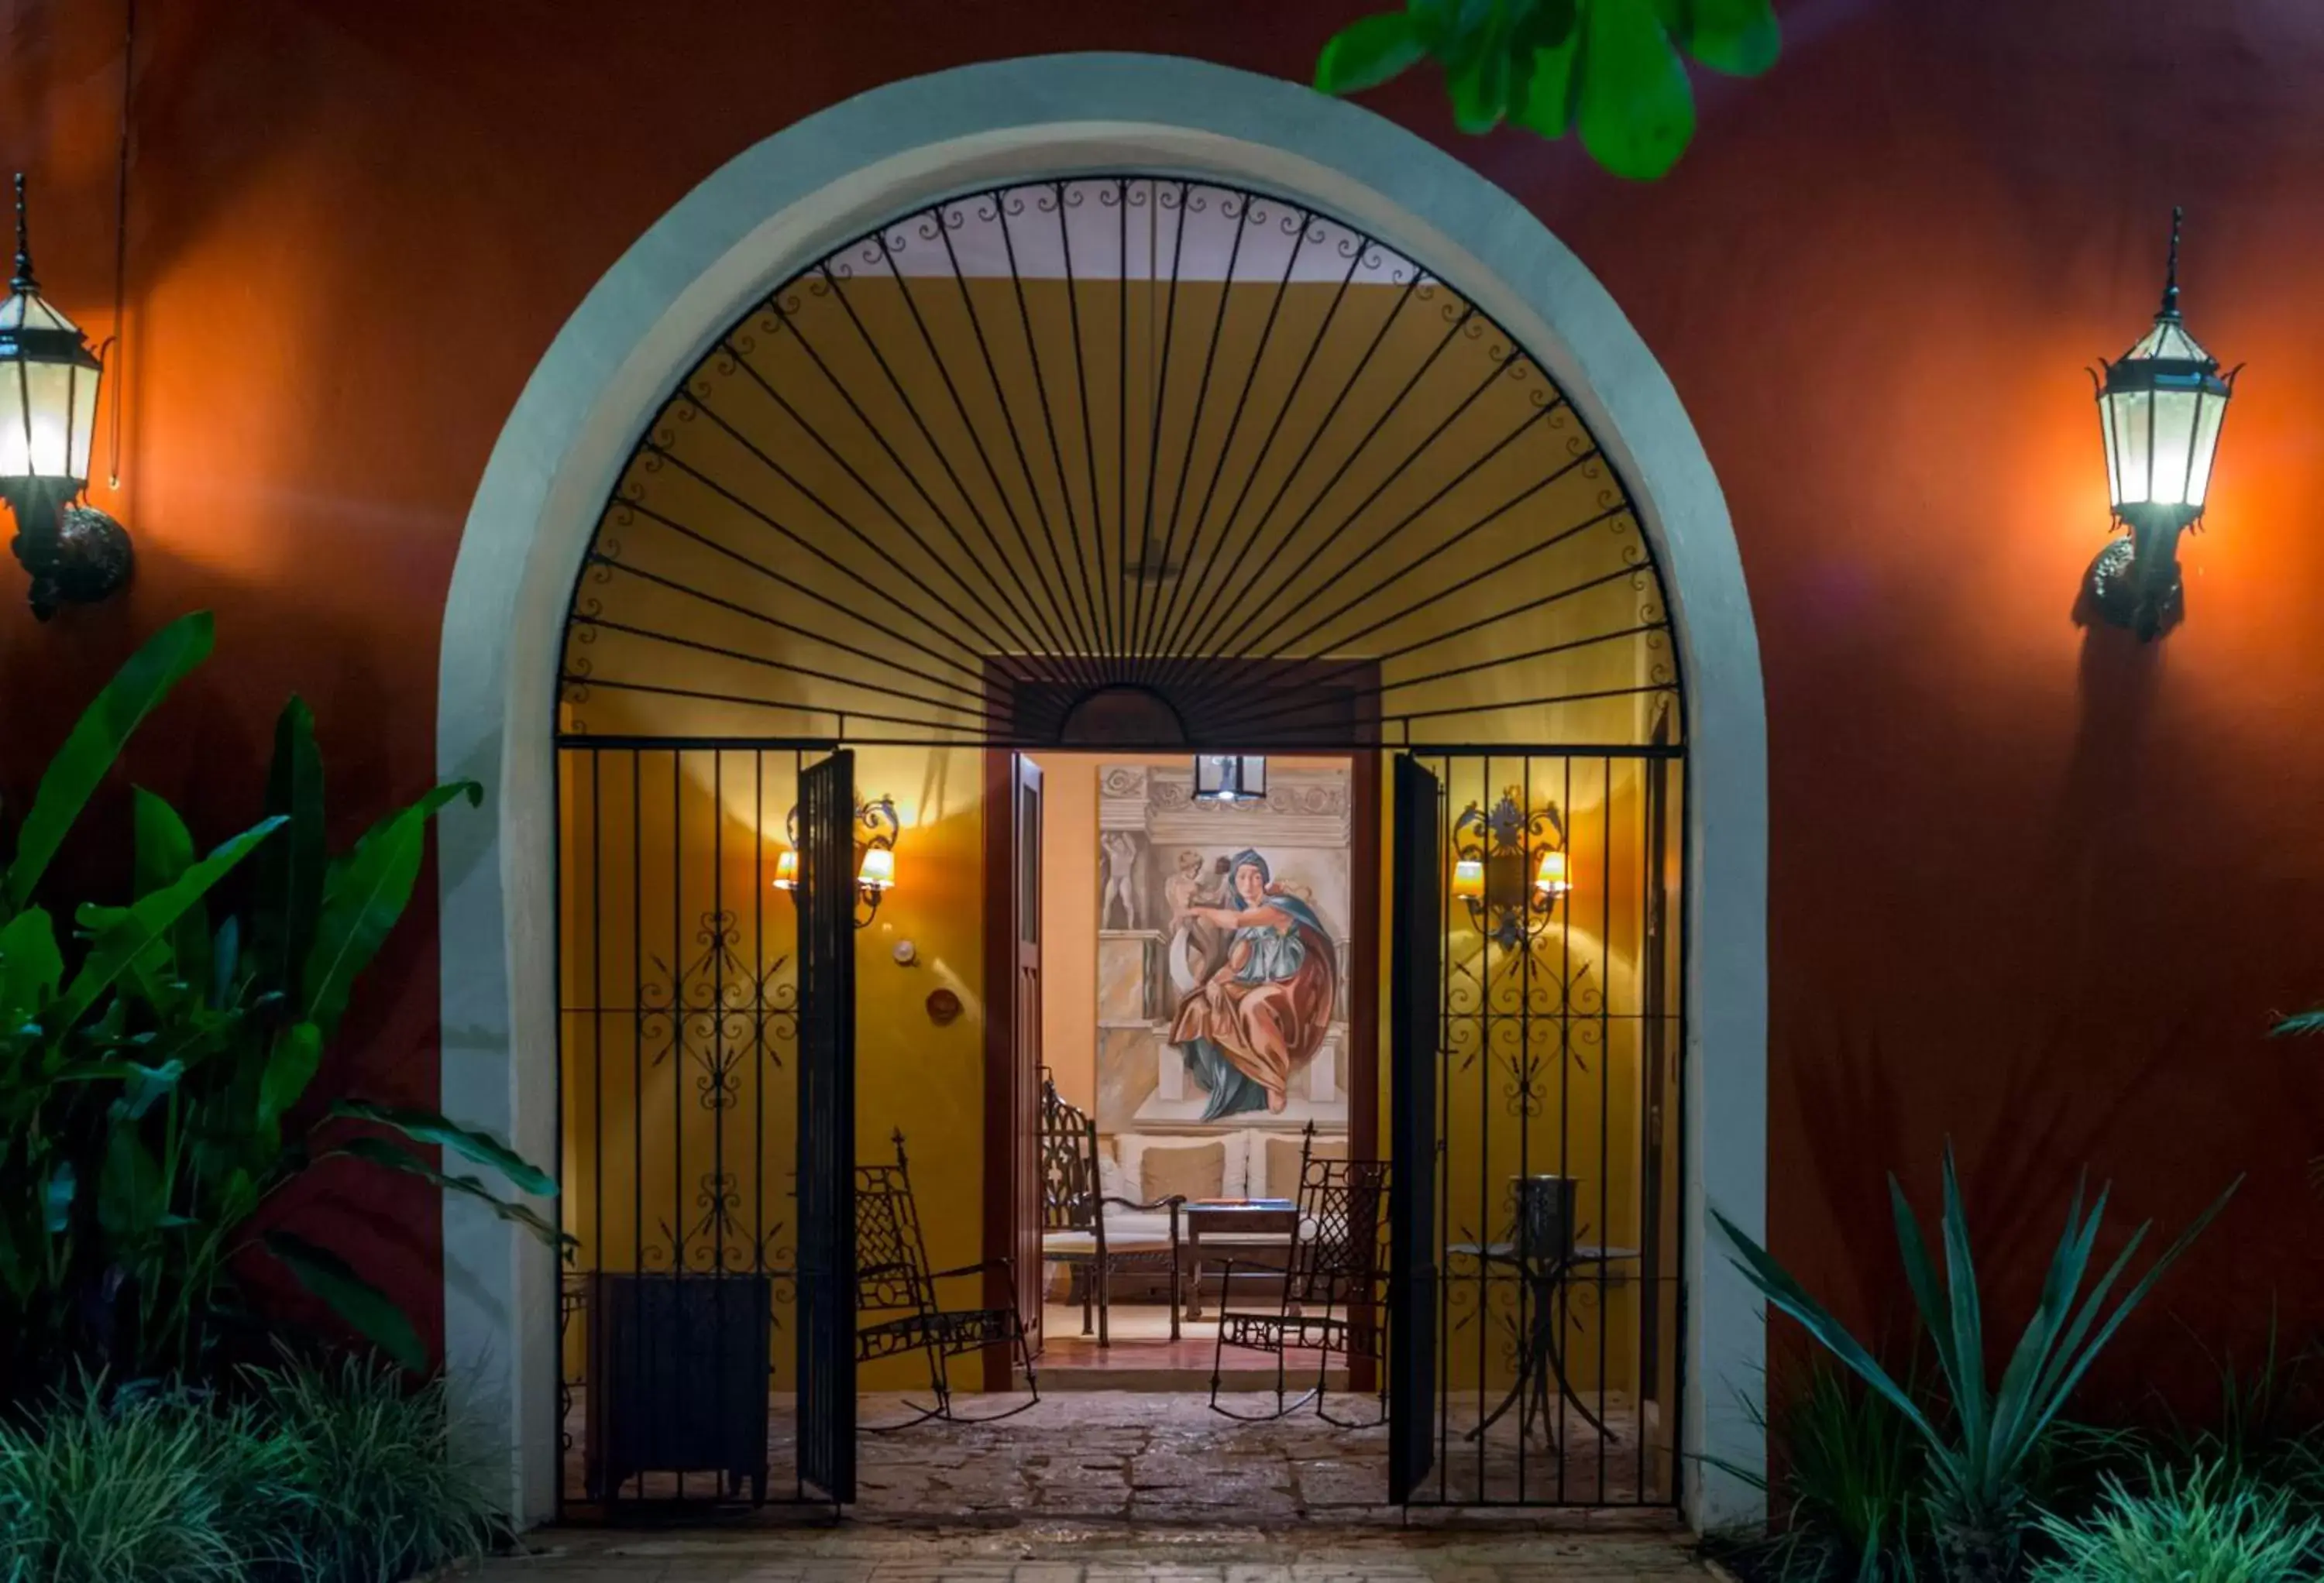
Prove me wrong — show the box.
[0,358,95,482]
[2148,388,2201,508]
[2187,389,2227,506]
[2102,389,2152,508]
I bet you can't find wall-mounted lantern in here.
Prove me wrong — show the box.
[772,792,900,928]
[1453,787,1568,951]
[0,176,131,620]
[2088,208,2237,640]
[1193,754,1268,805]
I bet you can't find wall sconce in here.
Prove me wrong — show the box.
[772,792,899,929]
[2088,207,2237,640]
[0,177,130,620]
[1193,754,1267,804]
[1453,786,1568,951]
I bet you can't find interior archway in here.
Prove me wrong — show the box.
[438,52,1765,1530]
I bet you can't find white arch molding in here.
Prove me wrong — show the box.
[437,52,1768,1530]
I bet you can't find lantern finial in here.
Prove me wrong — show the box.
[10,173,36,294]
[2159,204,2183,319]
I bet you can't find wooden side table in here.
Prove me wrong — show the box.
[1181,1201,1299,1320]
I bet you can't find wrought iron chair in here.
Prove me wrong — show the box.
[1037,1070,1184,1344]
[855,1128,1040,1429]
[1208,1125,1390,1427]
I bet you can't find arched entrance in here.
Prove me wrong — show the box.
[438,53,1765,1530]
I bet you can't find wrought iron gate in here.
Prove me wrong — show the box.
[1394,746,1684,1508]
[553,743,826,1514]
[795,749,859,1503]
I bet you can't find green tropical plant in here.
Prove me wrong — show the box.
[2030,1461,2322,1583]
[1734,1361,1931,1583]
[1313,0,1781,180]
[0,611,562,1392]
[0,1360,502,1583]
[1714,1151,2236,1583]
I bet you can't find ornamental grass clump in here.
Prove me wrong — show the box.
[2031,1461,2322,1583]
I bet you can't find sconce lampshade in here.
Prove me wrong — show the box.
[772,850,798,890]
[2096,303,2232,533]
[1194,754,1267,804]
[1452,857,1485,900]
[0,195,100,490]
[857,846,896,893]
[1534,850,1569,896]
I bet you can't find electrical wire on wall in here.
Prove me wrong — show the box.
[100,0,136,491]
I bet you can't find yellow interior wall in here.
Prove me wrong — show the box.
[1375,751,1682,1416]
[557,743,986,1393]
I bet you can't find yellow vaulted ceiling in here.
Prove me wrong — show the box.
[559,179,1680,749]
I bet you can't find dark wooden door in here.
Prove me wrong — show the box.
[1387,754,1442,1504]
[795,749,857,1505]
[1012,755,1046,1356]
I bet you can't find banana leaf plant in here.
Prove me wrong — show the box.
[1314,0,1781,180]
[0,610,562,1389]
[1714,1151,2236,1583]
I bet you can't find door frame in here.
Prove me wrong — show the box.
[439,50,1767,1530]
[981,747,1383,1382]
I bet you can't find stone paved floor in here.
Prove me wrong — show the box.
[565,1391,1670,1522]
[475,1522,1699,1582]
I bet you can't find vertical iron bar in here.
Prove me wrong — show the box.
[1136,184,1251,670]
[930,197,1106,689]
[988,187,1109,671]
[1128,179,1193,688]
[671,750,684,1501]
[1054,180,1115,661]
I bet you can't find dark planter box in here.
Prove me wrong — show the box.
[584,1272,772,1502]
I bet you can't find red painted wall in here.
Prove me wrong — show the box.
[4,0,2319,1396]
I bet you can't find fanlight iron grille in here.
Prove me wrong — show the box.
[559,177,1679,750]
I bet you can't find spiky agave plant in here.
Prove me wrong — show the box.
[1715,1150,2236,1583]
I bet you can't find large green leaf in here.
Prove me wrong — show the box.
[330,1136,573,1252]
[51,817,286,1036]
[0,906,63,1027]
[258,696,326,1006]
[1713,1207,1941,1445]
[1656,0,1779,74]
[110,1058,186,1122]
[262,1229,425,1372]
[1315,11,1428,94]
[1516,33,1583,137]
[331,1097,557,1197]
[98,1126,167,1240]
[258,1020,324,1140]
[1576,0,1697,180]
[131,787,210,1000]
[301,781,480,1036]
[4,611,215,913]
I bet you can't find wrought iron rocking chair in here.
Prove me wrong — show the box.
[1208,1125,1390,1427]
[1037,1069,1184,1344]
[855,1128,1040,1429]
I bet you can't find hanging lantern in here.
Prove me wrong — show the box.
[1193,754,1267,804]
[2089,207,2236,640]
[0,175,131,619]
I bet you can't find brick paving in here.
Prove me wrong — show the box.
[475,1523,1699,1583]
[566,1392,1666,1519]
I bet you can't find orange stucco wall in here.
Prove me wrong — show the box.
[4,0,2321,1392]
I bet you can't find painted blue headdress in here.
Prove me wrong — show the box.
[1226,848,1270,910]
